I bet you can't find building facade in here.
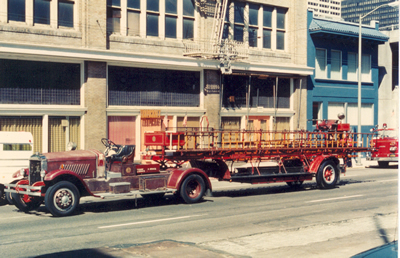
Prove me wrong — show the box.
[307,0,342,20]
[342,0,399,29]
[306,10,389,133]
[0,0,312,157]
[378,28,399,128]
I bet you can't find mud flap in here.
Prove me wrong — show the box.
[205,189,213,197]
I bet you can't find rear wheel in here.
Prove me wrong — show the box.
[12,192,43,212]
[5,191,13,205]
[316,160,339,189]
[180,174,205,204]
[45,181,80,217]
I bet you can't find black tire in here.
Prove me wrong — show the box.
[316,160,339,189]
[141,193,165,201]
[378,161,389,168]
[286,180,304,188]
[11,192,43,212]
[45,181,80,217]
[180,174,206,204]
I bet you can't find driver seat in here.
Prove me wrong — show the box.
[110,145,135,163]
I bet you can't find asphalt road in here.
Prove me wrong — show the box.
[0,163,397,258]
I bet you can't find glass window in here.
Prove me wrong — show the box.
[234,25,243,42]
[147,13,159,36]
[316,49,327,78]
[183,18,194,39]
[107,8,121,33]
[147,0,159,12]
[263,6,272,27]
[328,102,344,120]
[166,16,177,38]
[8,0,26,22]
[348,52,357,81]
[249,28,257,47]
[312,102,322,125]
[249,4,258,26]
[128,0,140,9]
[361,54,371,81]
[107,0,121,6]
[34,0,50,25]
[234,2,244,24]
[276,31,285,50]
[59,1,74,27]
[263,29,271,49]
[128,10,140,36]
[183,0,194,16]
[277,8,286,29]
[166,0,177,14]
[331,50,342,80]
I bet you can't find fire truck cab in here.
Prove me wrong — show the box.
[368,124,398,167]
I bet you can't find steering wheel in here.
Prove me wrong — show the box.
[101,138,117,148]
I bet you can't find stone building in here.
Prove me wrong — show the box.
[0,0,312,157]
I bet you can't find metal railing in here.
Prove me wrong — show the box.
[183,39,249,59]
[0,88,80,105]
[109,91,200,107]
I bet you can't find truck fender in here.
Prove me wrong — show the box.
[167,168,212,193]
[44,169,93,196]
[308,155,340,173]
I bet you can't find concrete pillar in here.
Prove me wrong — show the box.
[84,61,107,151]
[204,70,221,129]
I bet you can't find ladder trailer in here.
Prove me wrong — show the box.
[5,120,371,217]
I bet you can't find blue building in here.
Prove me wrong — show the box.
[306,10,389,134]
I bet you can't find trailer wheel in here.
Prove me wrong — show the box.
[45,181,80,217]
[180,174,205,204]
[316,160,339,189]
[11,193,43,212]
[286,181,304,188]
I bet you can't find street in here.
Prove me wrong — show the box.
[0,163,397,258]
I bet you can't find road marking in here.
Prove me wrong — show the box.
[306,195,363,203]
[376,179,398,183]
[98,214,206,229]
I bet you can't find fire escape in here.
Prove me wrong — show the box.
[184,0,249,74]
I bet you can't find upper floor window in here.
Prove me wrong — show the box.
[183,0,194,39]
[59,1,74,27]
[147,0,159,37]
[315,48,327,78]
[224,3,287,51]
[331,50,342,80]
[348,52,358,81]
[107,0,121,34]
[276,8,286,50]
[165,0,177,38]
[8,0,25,22]
[34,0,50,25]
[128,0,140,36]
[361,54,371,81]
[233,2,245,42]
[248,4,258,47]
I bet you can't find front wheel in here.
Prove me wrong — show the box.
[180,174,206,204]
[45,181,80,217]
[316,160,339,189]
[11,192,43,212]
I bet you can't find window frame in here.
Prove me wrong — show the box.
[315,48,327,79]
[330,50,342,80]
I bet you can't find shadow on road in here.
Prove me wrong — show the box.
[36,248,114,258]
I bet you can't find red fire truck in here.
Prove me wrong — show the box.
[5,120,372,217]
[368,123,398,167]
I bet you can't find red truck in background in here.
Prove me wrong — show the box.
[368,123,398,167]
[5,119,373,217]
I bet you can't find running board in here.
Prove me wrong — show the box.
[230,172,314,184]
[95,189,175,199]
